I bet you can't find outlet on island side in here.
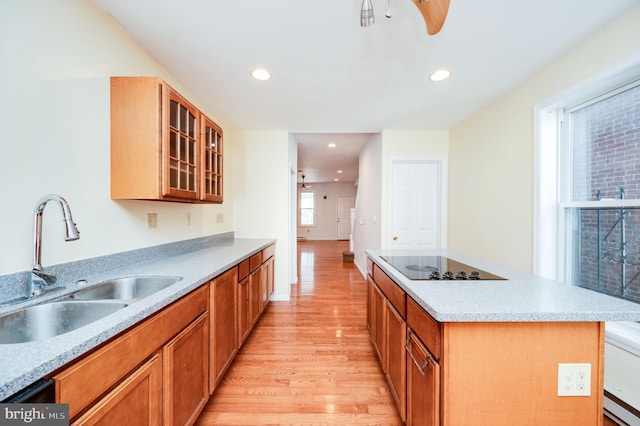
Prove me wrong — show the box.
[557,363,591,396]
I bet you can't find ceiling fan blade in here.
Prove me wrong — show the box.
[412,0,450,35]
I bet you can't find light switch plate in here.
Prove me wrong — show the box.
[557,363,591,396]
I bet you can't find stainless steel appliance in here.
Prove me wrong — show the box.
[380,255,506,280]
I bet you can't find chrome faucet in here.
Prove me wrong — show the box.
[29,194,80,297]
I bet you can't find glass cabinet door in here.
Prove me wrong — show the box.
[164,88,199,200]
[200,115,223,203]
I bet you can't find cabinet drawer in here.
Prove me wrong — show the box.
[238,259,250,282]
[406,297,441,360]
[54,285,208,420]
[262,244,275,261]
[249,252,262,272]
[373,264,406,317]
[366,258,373,276]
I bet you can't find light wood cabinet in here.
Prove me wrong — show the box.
[163,313,209,426]
[53,286,208,422]
[237,271,251,347]
[405,329,439,426]
[386,300,406,421]
[210,268,238,392]
[110,77,223,203]
[72,353,162,426]
[368,264,406,421]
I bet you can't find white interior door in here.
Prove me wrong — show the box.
[337,196,355,240]
[390,159,445,249]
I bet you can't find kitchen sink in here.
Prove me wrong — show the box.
[0,301,129,344]
[65,276,182,302]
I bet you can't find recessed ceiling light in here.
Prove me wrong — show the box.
[334,178,340,182]
[251,68,271,81]
[328,143,336,148]
[337,170,343,174]
[429,69,451,82]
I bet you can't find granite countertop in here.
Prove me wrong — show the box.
[366,249,640,323]
[0,236,274,400]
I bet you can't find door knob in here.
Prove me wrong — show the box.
[393,236,398,241]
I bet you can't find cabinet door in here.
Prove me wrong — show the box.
[249,267,261,327]
[237,276,250,347]
[200,115,223,203]
[406,330,440,426]
[366,276,374,335]
[372,282,386,368]
[386,300,407,421]
[266,256,274,300]
[163,86,199,200]
[72,354,162,426]
[163,313,209,426]
[259,261,269,313]
[210,269,238,392]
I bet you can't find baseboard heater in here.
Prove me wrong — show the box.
[604,390,640,426]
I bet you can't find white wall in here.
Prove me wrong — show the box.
[297,182,356,240]
[352,134,382,273]
[448,4,640,273]
[0,0,234,276]
[232,131,290,299]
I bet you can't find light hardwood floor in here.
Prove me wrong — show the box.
[196,240,619,426]
[195,240,402,425]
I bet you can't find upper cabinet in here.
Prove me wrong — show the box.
[110,77,223,203]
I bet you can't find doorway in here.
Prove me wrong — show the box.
[337,196,355,241]
[389,158,446,249]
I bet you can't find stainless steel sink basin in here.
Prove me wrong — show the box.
[66,276,182,302]
[0,301,128,344]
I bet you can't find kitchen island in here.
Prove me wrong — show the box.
[365,249,640,425]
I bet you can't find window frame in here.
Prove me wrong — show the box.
[534,56,640,355]
[298,190,316,227]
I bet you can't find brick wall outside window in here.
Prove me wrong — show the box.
[569,84,640,303]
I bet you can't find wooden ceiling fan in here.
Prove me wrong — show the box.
[412,0,450,35]
[361,0,450,36]
[299,174,312,189]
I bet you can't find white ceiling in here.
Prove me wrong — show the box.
[90,0,639,183]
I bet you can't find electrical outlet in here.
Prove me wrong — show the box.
[186,212,191,226]
[147,213,158,229]
[557,363,591,396]
[216,213,224,224]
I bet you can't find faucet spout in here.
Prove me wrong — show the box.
[30,194,80,297]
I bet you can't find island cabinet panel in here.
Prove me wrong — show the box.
[209,267,238,392]
[367,268,407,421]
[406,331,439,426]
[441,321,605,425]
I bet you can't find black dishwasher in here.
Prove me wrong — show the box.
[2,378,55,403]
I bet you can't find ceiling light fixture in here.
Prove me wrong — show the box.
[328,143,336,148]
[337,170,343,173]
[360,0,374,27]
[429,69,451,82]
[251,68,271,81]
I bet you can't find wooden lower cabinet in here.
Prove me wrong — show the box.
[386,300,406,421]
[370,279,386,365]
[210,268,238,392]
[237,274,250,347]
[249,266,261,327]
[163,313,209,426]
[72,353,162,426]
[405,330,439,426]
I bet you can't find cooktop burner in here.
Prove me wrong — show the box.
[380,256,506,281]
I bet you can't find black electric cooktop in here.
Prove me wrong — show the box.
[380,256,507,281]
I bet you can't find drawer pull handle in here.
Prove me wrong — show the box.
[405,331,433,376]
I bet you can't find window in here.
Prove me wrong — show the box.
[561,81,640,304]
[299,191,315,226]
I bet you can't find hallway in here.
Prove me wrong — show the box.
[196,240,402,425]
